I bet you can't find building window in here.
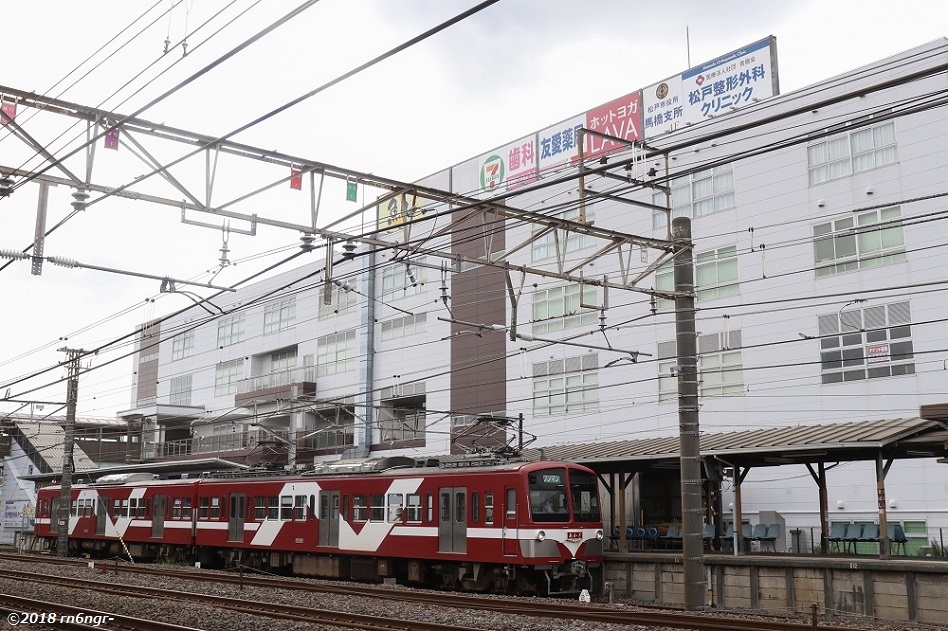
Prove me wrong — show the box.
[531,208,596,261]
[696,245,739,301]
[697,331,744,396]
[171,330,194,361]
[813,207,905,278]
[658,331,743,401]
[381,260,425,301]
[819,301,914,384]
[655,261,675,311]
[532,284,597,335]
[653,164,734,230]
[656,245,739,309]
[271,347,297,373]
[533,353,598,416]
[214,358,244,396]
[217,313,245,347]
[169,375,192,406]
[378,390,426,444]
[264,297,296,334]
[808,120,896,186]
[319,281,358,318]
[380,313,427,341]
[317,329,357,376]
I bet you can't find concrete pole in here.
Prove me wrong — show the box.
[672,217,704,610]
[56,347,83,557]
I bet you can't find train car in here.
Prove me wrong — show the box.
[34,458,604,595]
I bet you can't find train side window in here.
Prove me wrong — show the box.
[111,499,120,519]
[406,493,422,523]
[138,499,146,519]
[485,492,494,524]
[310,495,317,520]
[472,493,480,524]
[341,495,349,521]
[254,497,266,521]
[210,497,221,519]
[71,500,78,517]
[172,498,182,519]
[182,498,193,519]
[120,499,129,518]
[267,496,279,520]
[370,494,385,522]
[294,495,306,520]
[127,498,136,519]
[427,493,433,523]
[506,488,516,518]
[353,495,367,522]
[280,495,293,520]
[387,493,404,522]
[199,497,209,519]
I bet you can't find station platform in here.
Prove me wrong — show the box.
[603,549,948,626]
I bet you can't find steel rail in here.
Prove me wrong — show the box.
[0,557,862,631]
[0,569,484,631]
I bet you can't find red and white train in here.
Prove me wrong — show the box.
[34,457,604,595]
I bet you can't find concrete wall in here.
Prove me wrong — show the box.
[604,553,948,624]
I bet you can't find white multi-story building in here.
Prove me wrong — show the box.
[119,37,948,543]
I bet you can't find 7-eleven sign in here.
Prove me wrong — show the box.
[480,154,505,190]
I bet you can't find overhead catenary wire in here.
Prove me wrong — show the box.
[7,37,948,434]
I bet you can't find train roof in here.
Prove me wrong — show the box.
[37,457,595,490]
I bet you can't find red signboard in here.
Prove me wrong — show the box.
[584,91,643,160]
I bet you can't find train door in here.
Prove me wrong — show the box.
[96,497,107,535]
[152,495,165,538]
[502,486,518,556]
[228,493,245,541]
[438,487,467,554]
[317,490,339,548]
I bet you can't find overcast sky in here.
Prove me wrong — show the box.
[1,0,946,418]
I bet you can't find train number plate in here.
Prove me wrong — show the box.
[567,531,582,541]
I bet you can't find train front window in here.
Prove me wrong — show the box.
[529,468,569,523]
[569,469,602,523]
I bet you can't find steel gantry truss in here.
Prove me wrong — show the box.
[0,84,687,302]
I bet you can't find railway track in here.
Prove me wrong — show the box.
[0,554,867,631]
[0,593,204,631]
[0,568,483,631]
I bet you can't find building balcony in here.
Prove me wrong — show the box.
[147,427,344,462]
[234,366,316,406]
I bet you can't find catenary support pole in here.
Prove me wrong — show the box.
[56,347,84,557]
[672,217,704,610]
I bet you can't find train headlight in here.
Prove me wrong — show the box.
[596,530,604,540]
[536,531,546,542]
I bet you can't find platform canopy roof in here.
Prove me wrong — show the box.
[523,417,948,474]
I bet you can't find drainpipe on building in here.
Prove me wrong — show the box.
[355,245,376,458]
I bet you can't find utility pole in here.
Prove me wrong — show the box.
[672,217,704,610]
[56,347,84,557]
